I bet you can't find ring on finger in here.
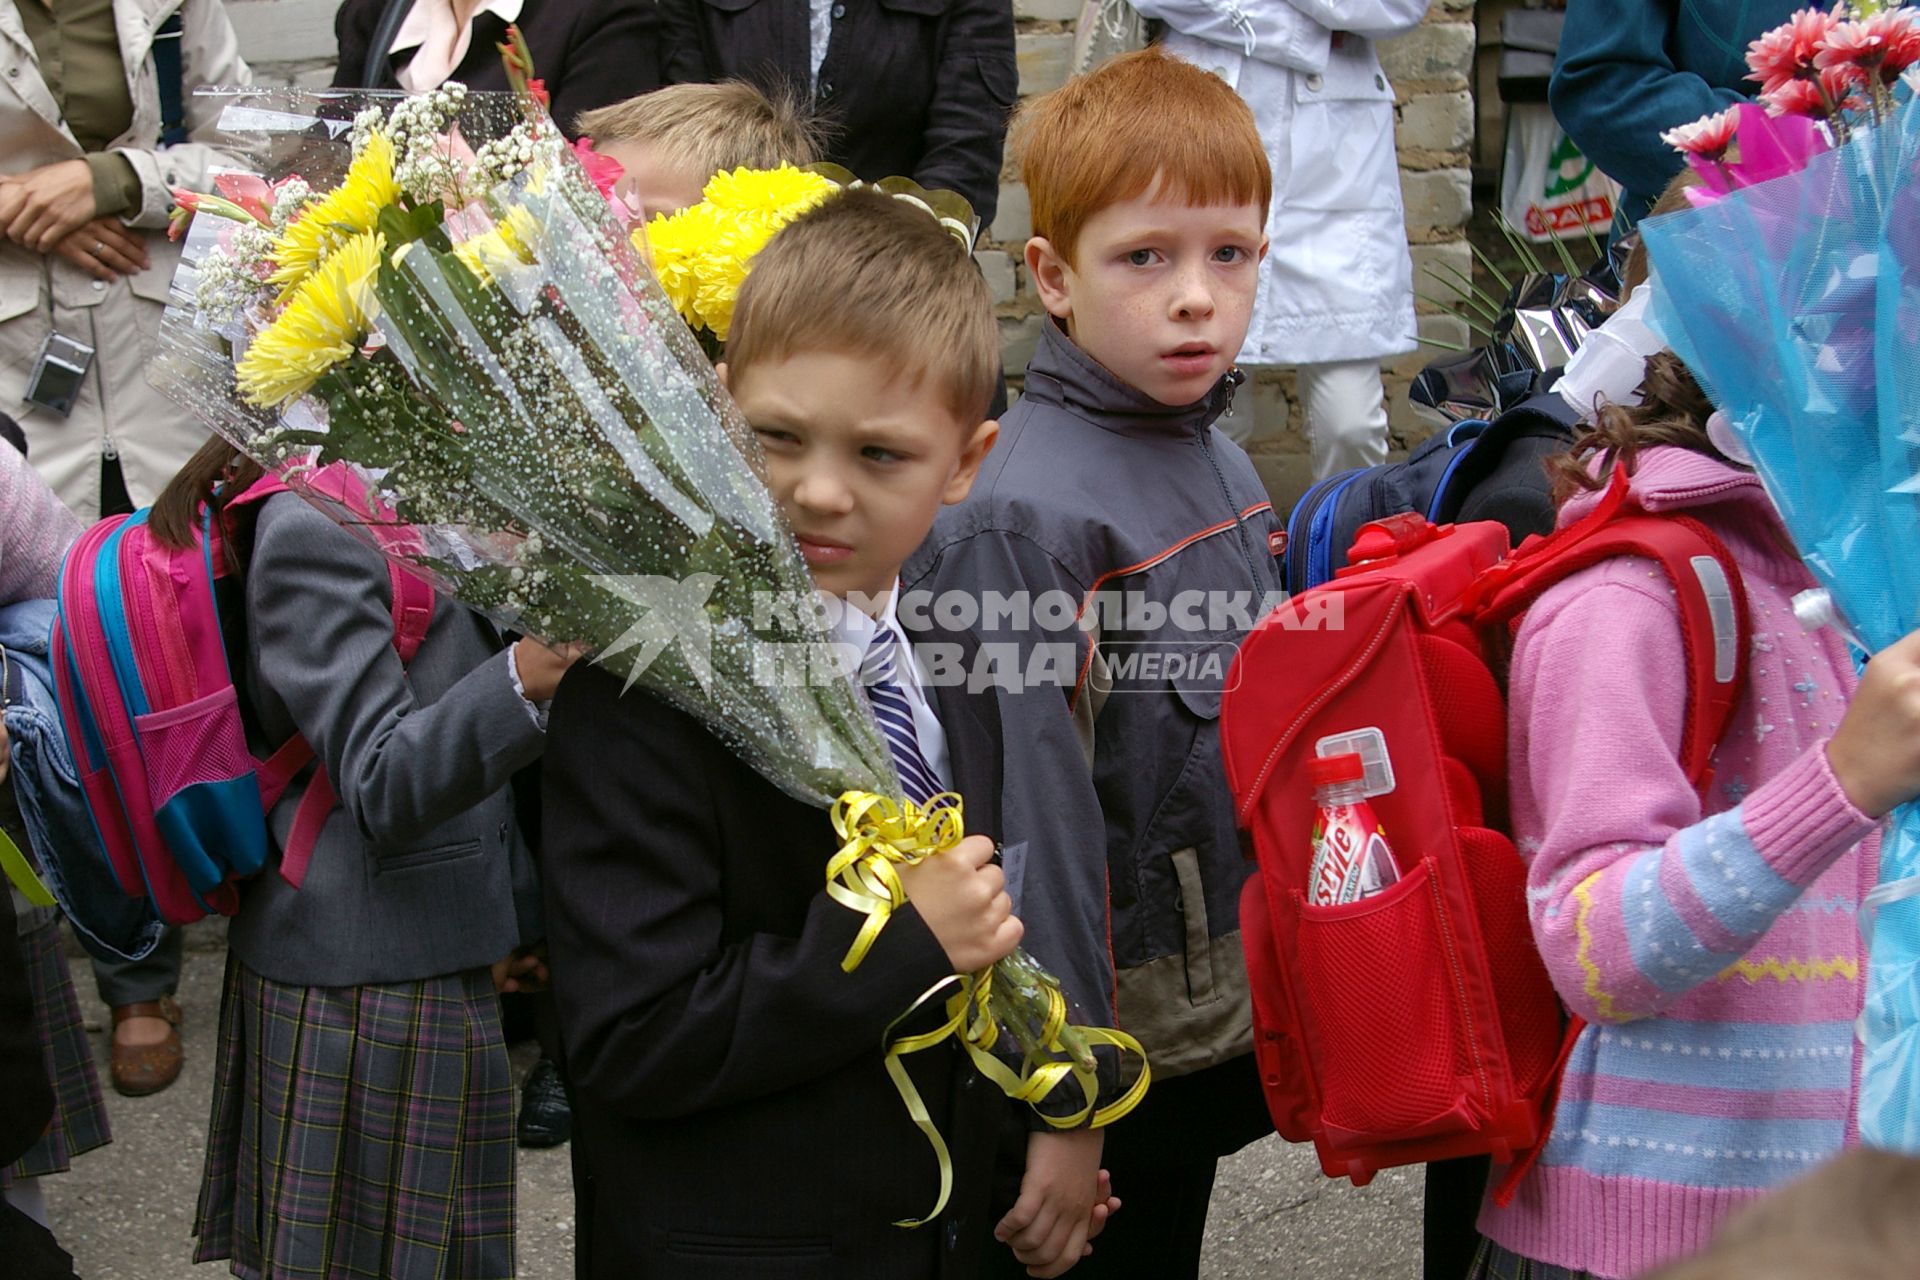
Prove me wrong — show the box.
[92,241,105,255]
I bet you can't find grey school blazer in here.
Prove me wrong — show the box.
[225,494,547,988]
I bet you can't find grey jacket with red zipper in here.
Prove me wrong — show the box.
[903,317,1286,1084]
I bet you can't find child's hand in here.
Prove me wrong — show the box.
[897,834,1023,973]
[491,945,549,994]
[994,1129,1119,1278]
[1828,628,1920,817]
[513,638,584,703]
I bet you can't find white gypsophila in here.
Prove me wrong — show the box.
[471,123,545,189]
[269,178,312,231]
[397,144,461,204]
[229,222,276,271]
[193,245,268,327]
[349,105,385,153]
[386,84,469,154]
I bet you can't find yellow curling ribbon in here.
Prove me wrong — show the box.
[828,789,1153,1228]
[0,828,54,908]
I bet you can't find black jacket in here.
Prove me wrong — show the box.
[332,0,662,137]
[660,0,1015,227]
[543,624,1007,1278]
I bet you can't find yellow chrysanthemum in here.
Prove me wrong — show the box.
[701,164,836,219]
[641,201,723,324]
[267,132,399,301]
[238,230,384,408]
[642,165,838,341]
[453,205,542,286]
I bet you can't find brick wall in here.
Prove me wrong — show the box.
[226,0,1476,512]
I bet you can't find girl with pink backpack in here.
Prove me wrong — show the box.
[120,438,577,1279]
[1469,343,1920,1279]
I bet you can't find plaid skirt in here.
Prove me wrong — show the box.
[1468,1239,1600,1280]
[3,910,110,1183]
[193,954,516,1280]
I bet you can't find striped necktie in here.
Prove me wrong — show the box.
[861,626,943,808]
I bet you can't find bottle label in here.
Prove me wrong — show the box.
[1307,805,1397,907]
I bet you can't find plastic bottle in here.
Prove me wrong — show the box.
[1306,753,1401,907]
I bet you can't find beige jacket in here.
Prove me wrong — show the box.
[0,0,248,518]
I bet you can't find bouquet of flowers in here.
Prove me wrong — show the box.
[157,57,1147,1216]
[1640,2,1920,1149]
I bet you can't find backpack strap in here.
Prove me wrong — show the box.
[152,12,188,147]
[386,564,435,664]
[362,0,419,87]
[1473,467,1749,793]
[273,566,437,889]
[232,481,438,889]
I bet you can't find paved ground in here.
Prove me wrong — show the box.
[38,950,1422,1279]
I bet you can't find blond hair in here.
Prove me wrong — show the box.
[1015,47,1271,267]
[1650,1149,1920,1280]
[728,187,998,423]
[575,81,821,176]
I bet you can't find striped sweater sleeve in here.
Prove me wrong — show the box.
[1508,575,1877,1024]
[0,444,83,605]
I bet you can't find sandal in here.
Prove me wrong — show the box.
[109,995,183,1097]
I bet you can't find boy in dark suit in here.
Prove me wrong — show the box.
[541,188,1035,1278]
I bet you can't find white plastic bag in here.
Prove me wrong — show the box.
[1501,102,1620,242]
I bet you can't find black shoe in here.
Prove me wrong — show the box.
[517,1057,573,1149]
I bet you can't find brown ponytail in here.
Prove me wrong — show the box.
[148,435,265,570]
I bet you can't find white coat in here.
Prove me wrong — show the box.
[1129,0,1426,366]
[0,0,249,518]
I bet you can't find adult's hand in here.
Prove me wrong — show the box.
[3,160,99,252]
[50,217,150,282]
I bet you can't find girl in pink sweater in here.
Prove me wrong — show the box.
[1472,354,1920,1279]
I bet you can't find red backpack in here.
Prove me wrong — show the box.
[1219,468,1748,1189]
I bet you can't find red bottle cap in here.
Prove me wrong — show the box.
[1309,753,1365,788]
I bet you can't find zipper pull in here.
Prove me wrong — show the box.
[1222,366,1246,418]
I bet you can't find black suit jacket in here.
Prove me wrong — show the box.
[332,0,662,137]
[659,0,1015,227]
[543,623,1007,1278]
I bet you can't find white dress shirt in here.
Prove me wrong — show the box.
[808,0,833,88]
[390,0,526,91]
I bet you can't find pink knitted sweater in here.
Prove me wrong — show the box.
[0,443,81,604]
[1476,447,1881,1278]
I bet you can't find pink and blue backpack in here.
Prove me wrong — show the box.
[51,478,434,926]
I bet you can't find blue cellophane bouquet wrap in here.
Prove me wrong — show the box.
[1643,79,1920,1148]
[152,73,1147,1217]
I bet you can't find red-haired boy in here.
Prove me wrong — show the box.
[905,47,1281,1280]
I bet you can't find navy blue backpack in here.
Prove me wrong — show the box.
[1280,391,1580,594]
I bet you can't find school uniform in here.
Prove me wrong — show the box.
[1,905,109,1189]
[542,603,1006,1279]
[0,888,78,1279]
[193,494,548,1280]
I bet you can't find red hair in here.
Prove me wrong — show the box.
[1015,47,1271,267]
